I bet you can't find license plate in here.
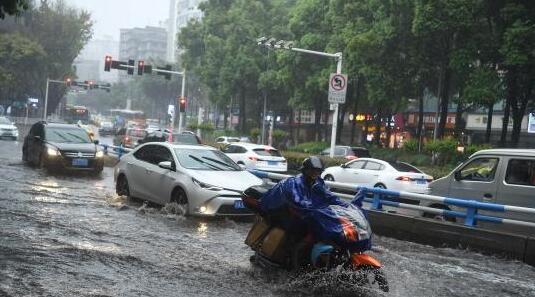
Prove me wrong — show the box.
[234,200,245,209]
[267,161,277,166]
[72,158,88,167]
[416,179,427,185]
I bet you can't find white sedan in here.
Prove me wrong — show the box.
[222,143,288,173]
[114,142,263,216]
[321,158,433,194]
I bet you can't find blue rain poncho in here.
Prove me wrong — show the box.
[260,174,372,252]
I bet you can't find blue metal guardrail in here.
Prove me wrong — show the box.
[248,170,535,229]
[99,144,132,159]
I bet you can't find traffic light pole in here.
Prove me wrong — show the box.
[176,71,186,135]
[44,78,69,121]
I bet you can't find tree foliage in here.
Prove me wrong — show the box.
[0,0,93,115]
[177,0,535,146]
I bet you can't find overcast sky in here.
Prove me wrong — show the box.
[65,0,170,40]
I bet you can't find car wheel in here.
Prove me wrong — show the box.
[116,175,130,197]
[171,187,189,215]
[374,183,386,189]
[324,174,335,182]
[38,153,47,170]
[22,147,28,162]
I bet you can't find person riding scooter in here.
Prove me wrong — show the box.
[258,156,371,268]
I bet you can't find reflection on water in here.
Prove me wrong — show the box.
[197,222,208,237]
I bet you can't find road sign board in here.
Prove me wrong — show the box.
[328,73,347,104]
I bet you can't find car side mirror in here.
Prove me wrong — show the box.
[137,139,143,145]
[158,161,174,171]
[340,164,347,168]
[454,171,462,181]
[93,139,99,145]
[238,163,246,170]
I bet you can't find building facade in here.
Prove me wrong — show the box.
[74,36,119,83]
[119,26,168,62]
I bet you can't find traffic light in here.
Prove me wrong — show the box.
[127,59,135,75]
[157,64,172,80]
[179,96,186,112]
[137,60,144,75]
[65,78,72,87]
[104,55,112,72]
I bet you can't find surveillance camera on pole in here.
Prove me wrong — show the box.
[274,40,285,49]
[256,37,267,45]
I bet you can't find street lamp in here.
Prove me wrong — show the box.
[257,36,343,157]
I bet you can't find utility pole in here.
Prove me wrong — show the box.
[257,37,344,157]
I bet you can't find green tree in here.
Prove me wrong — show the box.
[0,0,29,18]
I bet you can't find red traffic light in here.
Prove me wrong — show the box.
[104,55,112,72]
[178,96,186,112]
[138,60,144,75]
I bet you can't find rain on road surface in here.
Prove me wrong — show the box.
[1,138,534,297]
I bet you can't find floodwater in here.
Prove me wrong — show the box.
[0,138,534,297]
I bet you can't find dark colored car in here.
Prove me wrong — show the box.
[22,122,104,174]
[320,146,371,160]
[138,130,202,145]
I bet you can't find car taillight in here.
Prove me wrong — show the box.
[248,156,257,161]
[426,178,433,182]
[346,156,358,160]
[396,176,412,181]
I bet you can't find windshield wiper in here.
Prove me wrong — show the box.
[201,156,237,170]
[188,155,224,171]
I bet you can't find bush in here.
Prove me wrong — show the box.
[281,151,346,171]
[402,139,419,153]
[424,138,458,165]
[250,128,261,142]
[464,143,492,156]
[288,141,329,154]
[272,129,288,146]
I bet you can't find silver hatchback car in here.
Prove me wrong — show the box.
[114,142,263,216]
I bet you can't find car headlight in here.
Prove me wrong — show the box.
[47,147,59,156]
[192,178,223,191]
[95,150,104,158]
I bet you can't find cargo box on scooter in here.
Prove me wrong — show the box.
[259,227,288,264]
[245,216,270,249]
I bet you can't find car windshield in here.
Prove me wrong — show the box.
[45,127,91,143]
[0,117,11,125]
[175,148,241,171]
[171,134,200,145]
[389,162,422,173]
[253,148,282,157]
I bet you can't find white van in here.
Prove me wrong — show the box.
[427,149,535,230]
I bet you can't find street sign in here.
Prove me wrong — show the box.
[328,73,348,104]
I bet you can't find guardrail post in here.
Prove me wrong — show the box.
[371,189,383,211]
[464,203,479,227]
[118,144,123,159]
[102,144,108,155]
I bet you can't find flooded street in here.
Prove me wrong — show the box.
[1,139,534,297]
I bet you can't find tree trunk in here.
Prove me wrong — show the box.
[454,99,463,137]
[437,68,451,139]
[238,90,247,133]
[314,99,322,142]
[416,93,424,151]
[510,85,531,147]
[485,102,494,143]
[385,113,392,148]
[374,111,382,146]
[500,69,516,146]
[336,103,347,143]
